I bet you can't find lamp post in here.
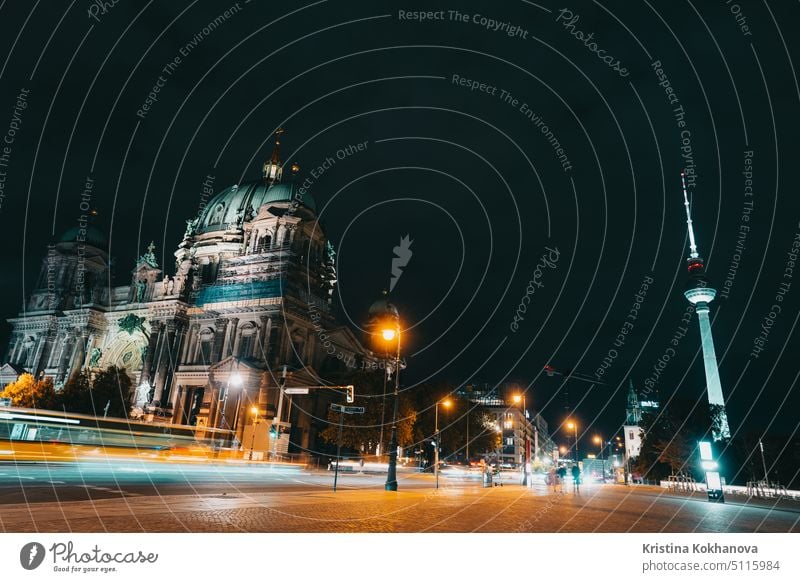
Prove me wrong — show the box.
[379,319,401,492]
[593,435,605,482]
[435,398,452,489]
[270,365,288,461]
[513,393,529,486]
[566,421,578,462]
[213,359,243,448]
[248,406,259,461]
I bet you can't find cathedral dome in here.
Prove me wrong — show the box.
[59,224,108,249]
[196,180,315,233]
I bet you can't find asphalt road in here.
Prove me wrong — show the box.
[0,460,447,503]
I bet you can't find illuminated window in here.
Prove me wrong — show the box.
[504,420,513,429]
[629,431,634,440]
[506,437,513,446]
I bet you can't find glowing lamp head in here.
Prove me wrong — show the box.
[230,372,243,387]
[442,399,452,408]
[250,406,258,415]
[381,328,396,342]
[593,436,601,444]
[512,394,522,404]
[566,421,575,430]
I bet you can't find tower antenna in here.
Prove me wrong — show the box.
[681,172,699,260]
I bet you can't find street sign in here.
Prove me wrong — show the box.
[284,388,309,395]
[331,404,365,414]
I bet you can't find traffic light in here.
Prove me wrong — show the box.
[346,385,354,403]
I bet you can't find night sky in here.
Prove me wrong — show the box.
[1,1,799,450]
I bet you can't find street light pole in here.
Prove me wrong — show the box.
[574,423,579,462]
[435,401,440,490]
[248,406,259,461]
[466,412,469,464]
[434,398,452,490]
[566,421,578,462]
[270,365,288,461]
[385,322,401,492]
[759,440,769,483]
[594,435,605,482]
[513,393,528,486]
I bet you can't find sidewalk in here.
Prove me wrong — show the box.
[636,484,800,513]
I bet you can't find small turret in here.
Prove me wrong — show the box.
[262,128,284,183]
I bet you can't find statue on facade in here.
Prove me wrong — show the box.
[118,313,147,337]
[134,382,151,408]
[184,217,199,239]
[167,277,174,295]
[89,347,102,368]
[135,279,146,302]
[161,274,170,296]
[137,241,159,269]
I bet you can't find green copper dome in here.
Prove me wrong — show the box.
[59,224,108,249]
[197,179,315,234]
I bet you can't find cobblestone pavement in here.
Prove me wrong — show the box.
[1,480,798,533]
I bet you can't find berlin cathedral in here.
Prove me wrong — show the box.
[0,130,371,455]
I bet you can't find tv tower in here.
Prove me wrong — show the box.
[680,173,731,441]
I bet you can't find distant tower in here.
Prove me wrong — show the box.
[625,379,642,425]
[623,380,642,460]
[680,173,731,441]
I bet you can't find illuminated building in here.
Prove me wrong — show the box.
[2,129,369,455]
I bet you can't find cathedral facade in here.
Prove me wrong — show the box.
[1,131,368,455]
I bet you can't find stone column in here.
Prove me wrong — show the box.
[139,323,162,387]
[36,334,55,377]
[212,318,228,362]
[8,335,21,364]
[179,323,195,364]
[70,329,88,378]
[152,323,172,403]
[160,322,184,405]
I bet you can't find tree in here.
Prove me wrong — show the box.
[0,373,57,409]
[58,371,92,413]
[412,384,500,463]
[634,396,714,482]
[58,367,132,418]
[319,369,416,454]
[89,367,133,418]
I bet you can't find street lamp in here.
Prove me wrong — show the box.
[594,435,605,482]
[370,295,402,492]
[434,398,452,489]
[213,359,244,447]
[513,393,529,486]
[248,406,260,461]
[566,420,578,462]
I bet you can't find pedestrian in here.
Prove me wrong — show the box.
[571,464,581,494]
[557,466,567,494]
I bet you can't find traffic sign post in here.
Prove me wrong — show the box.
[331,403,365,492]
[270,375,355,461]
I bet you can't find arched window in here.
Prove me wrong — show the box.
[208,203,225,225]
[197,328,214,363]
[238,323,257,359]
[256,234,271,253]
